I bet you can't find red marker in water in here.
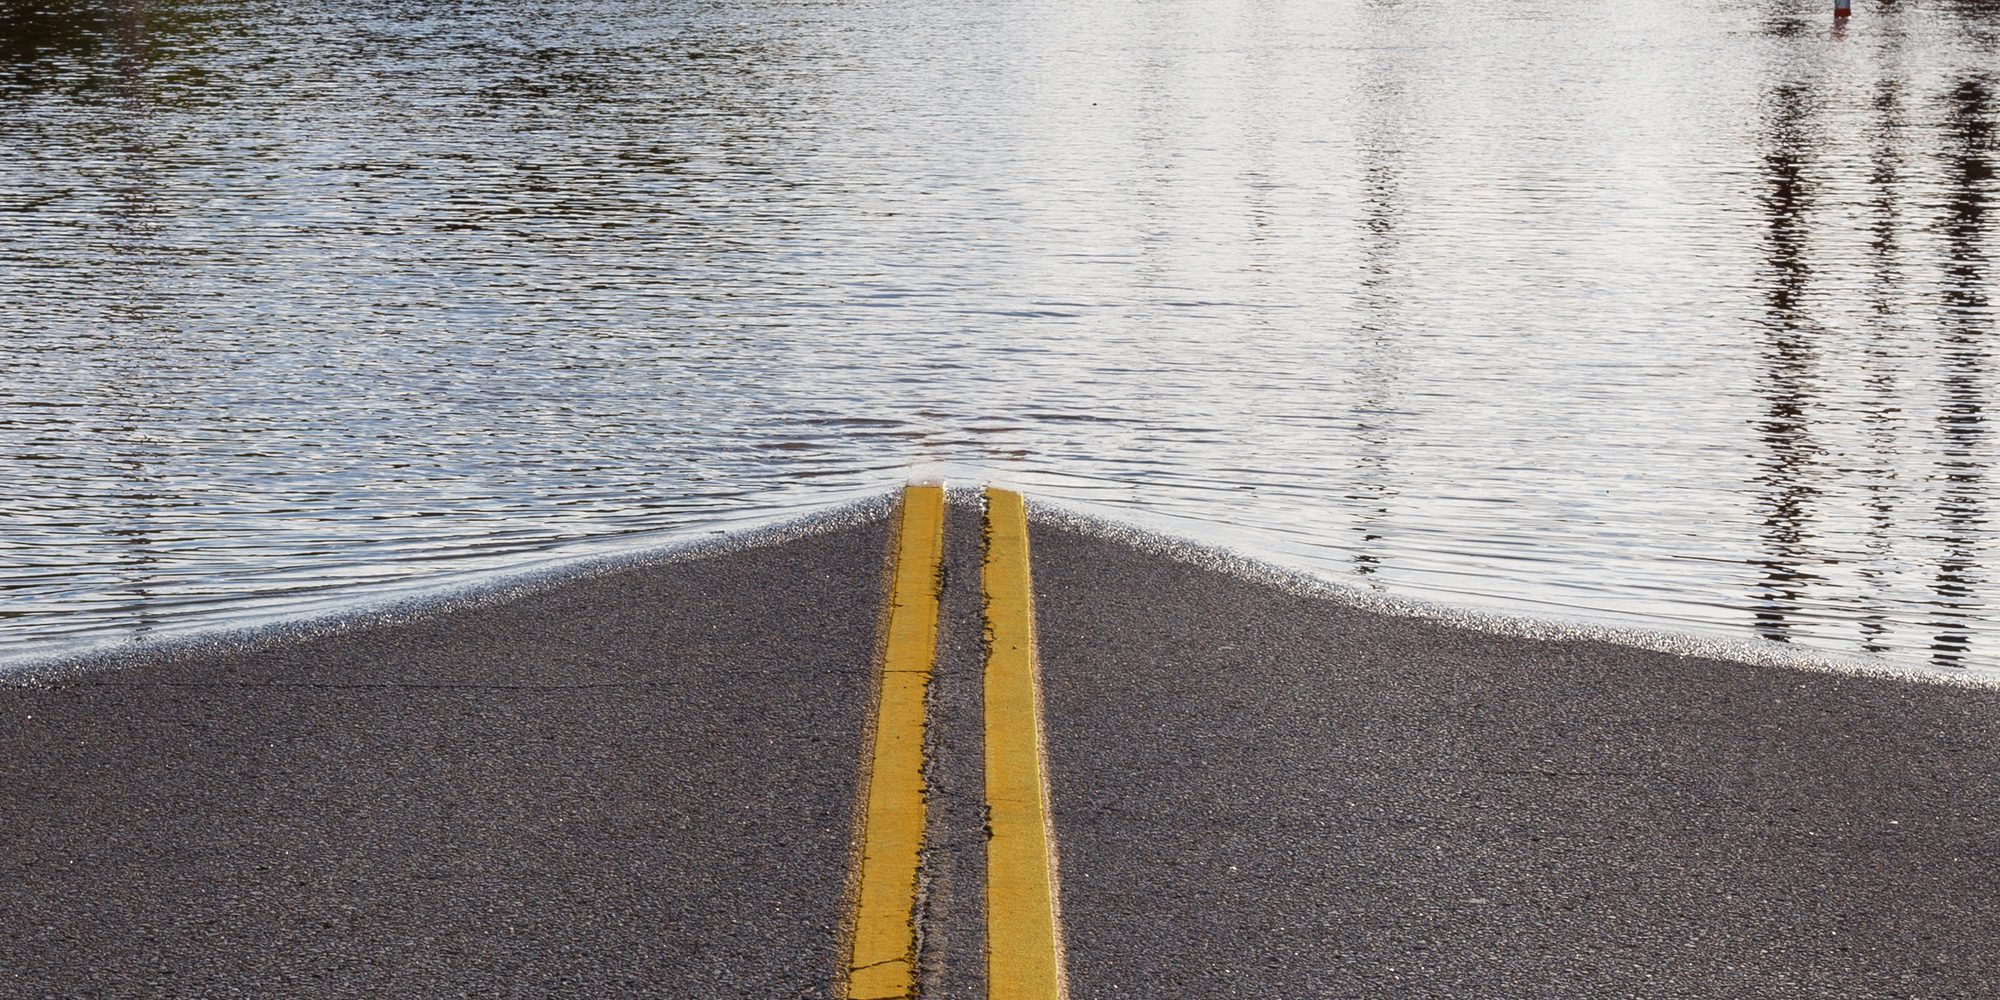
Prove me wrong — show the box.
[1835,0,1851,17]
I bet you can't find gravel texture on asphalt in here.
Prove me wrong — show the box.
[1,519,891,999]
[8,506,1999,999]
[1031,520,2000,999]
[913,491,993,1000]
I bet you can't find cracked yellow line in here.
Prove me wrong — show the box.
[845,484,946,1000]
[983,487,1068,1000]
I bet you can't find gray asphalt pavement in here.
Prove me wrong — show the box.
[1031,520,2000,999]
[5,504,1998,998]
[0,520,891,998]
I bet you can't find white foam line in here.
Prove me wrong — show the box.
[12,485,1988,690]
[2,493,896,686]
[1025,497,1997,689]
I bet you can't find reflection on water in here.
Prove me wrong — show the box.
[2,0,1996,671]
[1753,78,1817,650]
[1934,74,1991,663]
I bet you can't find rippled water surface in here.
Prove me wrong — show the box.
[3,0,1996,671]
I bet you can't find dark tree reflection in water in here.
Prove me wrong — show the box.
[1753,78,1823,649]
[1931,76,1992,666]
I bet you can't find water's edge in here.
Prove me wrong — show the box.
[1027,499,1994,689]
[7,486,1988,688]
[1,493,896,686]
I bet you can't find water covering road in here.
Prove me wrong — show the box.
[2,0,1996,671]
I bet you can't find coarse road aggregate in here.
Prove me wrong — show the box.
[5,502,1998,998]
[1,520,889,998]
[1031,520,2000,999]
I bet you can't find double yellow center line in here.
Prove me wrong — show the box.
[845,485,946,1000]
[843,484,1067,1000]
[981,487,1067,999]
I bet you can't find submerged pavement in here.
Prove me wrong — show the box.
[5,493,1999,998]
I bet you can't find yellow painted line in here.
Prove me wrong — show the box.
[844,484,945,1000]
[983,487,1068,1000]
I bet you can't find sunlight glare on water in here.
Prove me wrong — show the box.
[2,0,1996,671]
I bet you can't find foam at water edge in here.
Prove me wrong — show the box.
[1026,497,1996,690]
[1,493,897,686]
[13,487,1987,690]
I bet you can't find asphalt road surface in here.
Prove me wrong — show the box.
[1031,520,2000,1000]
[4,498,1997,998]
[1,519,890,998]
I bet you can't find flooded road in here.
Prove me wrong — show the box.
[3,0,1996,671]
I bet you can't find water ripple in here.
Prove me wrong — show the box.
[2,0,1996,672]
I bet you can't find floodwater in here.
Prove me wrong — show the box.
[2,0,1996,671]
